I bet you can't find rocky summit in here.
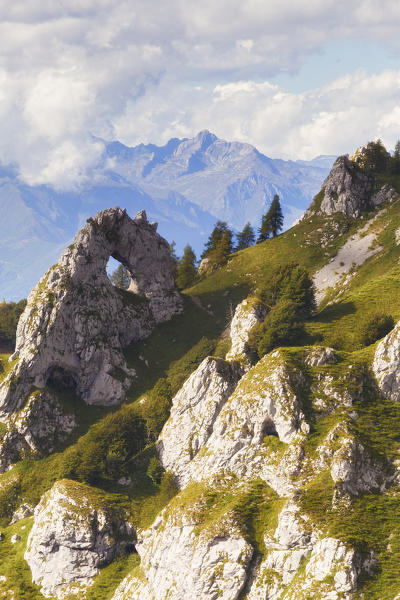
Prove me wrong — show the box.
[1,143,400,599]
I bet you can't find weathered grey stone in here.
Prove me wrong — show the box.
[226,297,267,361]
[25,479,134,599]
[157,356,244,487]
[371,183,399,207]
[305,346,337,367]
[373,320,400,402]
[0,207,181,414]
[319,155,373,217]
[316,423,388,495]
[111,508,253,600]
[10,503,34,524]
[185,350,309,494]
[0,389,76,473]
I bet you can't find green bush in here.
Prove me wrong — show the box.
[359,313,394,347]
[59,406,147,485]
[259,263,315,318]
[137,378,173,440]
[249,299,305,358]
[0,299,27,350]
[147,456,164,484]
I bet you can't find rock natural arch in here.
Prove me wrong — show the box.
[0,207,182,413]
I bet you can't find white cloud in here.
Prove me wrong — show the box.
[0,0,400,186]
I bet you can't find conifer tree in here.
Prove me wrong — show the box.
[391,140,400,175]
[201,221,231,259]
[169,241,178,281]
[235,222,255,250]
[110,264,130,289]
[176,244,197,289]
[258,194,284,242]
[208,228,233,265]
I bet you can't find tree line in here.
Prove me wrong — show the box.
[172,194,284,289]
[110,194,283,291]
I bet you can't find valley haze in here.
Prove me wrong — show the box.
[0,130,334,301]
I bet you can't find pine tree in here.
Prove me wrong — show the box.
[170,241,178,282]
[391,140,400,175]
[110,264,130,289]
[235,222,255,251]
[176,245,197,290]
[258,194,284,242]
[201,221,231,259]
[208,228,233,266]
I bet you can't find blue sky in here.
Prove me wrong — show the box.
[0,0,400,188]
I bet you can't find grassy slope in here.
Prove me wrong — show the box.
[1,192,400,597]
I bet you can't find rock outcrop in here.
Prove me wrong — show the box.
[157,356,244,486]
[0,389,76,472]
[315,154,398,218]
[319,155,373,217]
[112,486,253,600]
[164,350,309,495]
[373,320,400,402]
[226,297,267,361]
[0,207,181,415]
[25,479,134,599]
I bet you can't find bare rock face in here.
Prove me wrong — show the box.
[25,479,134,599]
[179,350,309,494]
[0,207,181,414]
[305,346,337,367]
[0,389,76,472]
[157,356,244,487]
[111,505,253,600]
[371,183,399,207]
[315,422,388,495]
[226,297,267,361]
[319,155,373,217]
[373,320,400,402]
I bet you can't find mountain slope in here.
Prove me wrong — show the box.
[2,147,400,599]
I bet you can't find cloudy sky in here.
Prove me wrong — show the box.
[1,0,400,188]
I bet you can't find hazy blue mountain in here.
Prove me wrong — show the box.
[0,132,335,300]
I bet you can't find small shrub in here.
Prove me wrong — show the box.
[147,456,164,484]
[359,313,395,347]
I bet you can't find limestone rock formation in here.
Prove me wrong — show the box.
[373,320,400,402]
[371,183,399,207]
[315,423,388,495]
[226,297,267,361]
[165,350,309,495]
[0,207,182,415]
[319,155,373,217]
[157,356,244,487]
[25,479,134,599]
[112,502,253,600]
[0,389,76,472]
[315,154,398,218]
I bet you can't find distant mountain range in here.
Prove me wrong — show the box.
[0,131,335,300]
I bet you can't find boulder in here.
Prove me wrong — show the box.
[0,389,76,473]
[111,507,253,600]
[25,479,134,599]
